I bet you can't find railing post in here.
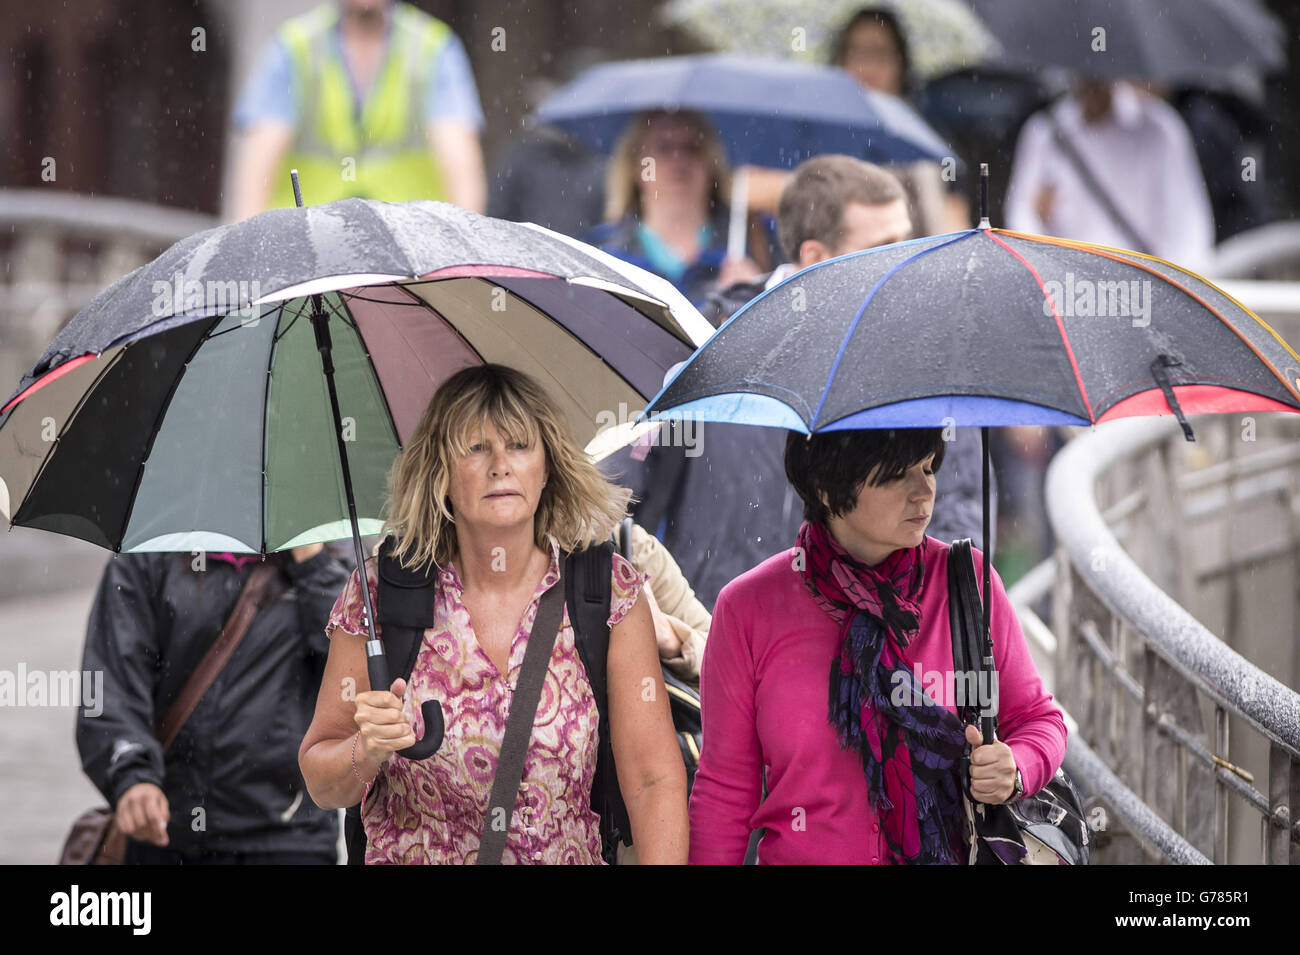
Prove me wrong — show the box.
[1141,647,1157,817]
[1268,743,1293,864]
[1292,755,1300,866]
[1215,706,1229,864]
[1051,542,1073,715]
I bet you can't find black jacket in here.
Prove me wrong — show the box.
[76,547,350,857]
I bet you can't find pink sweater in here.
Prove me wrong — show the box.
[688,536,1067,865]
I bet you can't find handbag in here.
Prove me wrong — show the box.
[947,539,1091,865]
[59,557,289,864]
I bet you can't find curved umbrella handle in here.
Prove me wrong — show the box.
[366,645,444,760]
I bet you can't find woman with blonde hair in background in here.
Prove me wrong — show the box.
[588,109,778,305]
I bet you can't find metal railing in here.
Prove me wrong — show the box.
[0,190,219,597]
[1011,414,1300,864]
[0,189,216,396]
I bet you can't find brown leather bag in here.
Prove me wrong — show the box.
[59,557,288,864]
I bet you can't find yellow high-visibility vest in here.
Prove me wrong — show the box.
[269,2,451,209]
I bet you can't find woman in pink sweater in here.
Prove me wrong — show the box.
[688,427,1066,865]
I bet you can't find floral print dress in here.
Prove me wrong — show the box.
[326,540,644,864]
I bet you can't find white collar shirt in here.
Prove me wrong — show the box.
[1003,82,1215,271]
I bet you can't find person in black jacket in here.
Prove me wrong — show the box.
[76,543,351,864]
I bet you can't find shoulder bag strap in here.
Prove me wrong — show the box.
[1046,111,1155,254]
[156,558,289,754]
[948,540,998,740]
[476,574,567,865]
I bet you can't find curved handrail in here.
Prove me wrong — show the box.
[0,189,216,245]
[1046,416,1300,758]
[1208,221,1300,280]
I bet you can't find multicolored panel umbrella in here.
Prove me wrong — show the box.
[643,227,1300,432]
[0,199,712,554]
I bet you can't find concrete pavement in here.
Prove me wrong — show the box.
[0,578,103,863]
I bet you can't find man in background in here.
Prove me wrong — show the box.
[1005,78,1214,270]
[622,155,994,610]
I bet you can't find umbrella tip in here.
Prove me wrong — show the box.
[977,163,991,230]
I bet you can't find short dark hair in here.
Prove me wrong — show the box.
[784,428,946,525]
[776,155,906,262]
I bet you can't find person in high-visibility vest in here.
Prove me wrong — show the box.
[229,0,486,220]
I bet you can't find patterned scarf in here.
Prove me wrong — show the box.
[797,521,967,864]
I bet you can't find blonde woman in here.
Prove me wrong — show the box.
[588,109,775,305]
[299,364,688,864]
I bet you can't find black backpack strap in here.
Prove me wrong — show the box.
[376,535,437,684]
[346,536,437,864]
[565,541,632,862]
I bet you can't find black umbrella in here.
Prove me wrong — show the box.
[969,0,1286,83]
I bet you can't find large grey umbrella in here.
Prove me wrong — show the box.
[0,196,713,757]
[969,0,1286,83]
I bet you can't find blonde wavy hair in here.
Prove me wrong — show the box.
[382,364,631,571]
[603,109,733,223]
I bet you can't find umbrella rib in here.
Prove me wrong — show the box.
[809,232,976,431]
[387,280,490,371]
[457,277,648,419]
[494,280,657,402]
[261,300,277,554]
[338,288,413,449]
[983,231,1096,423]
[997,230,1300,407]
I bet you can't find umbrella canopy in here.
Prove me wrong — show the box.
[534,53,950,168]
[643,227,1300,432]
[969,0,1286,83]
[0,199,713,554]
[661,0,1001,81]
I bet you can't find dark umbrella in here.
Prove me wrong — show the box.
[969,0,1286,83]
[644,231,1300,434]
[0,193,712,758]
[641,171,1300,742]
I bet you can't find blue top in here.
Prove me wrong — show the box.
[233,14,484,131]
[634,222,715,284]
[587,209,780,308]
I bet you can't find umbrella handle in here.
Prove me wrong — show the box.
[366,642,445,760]
[727,168,749,261]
